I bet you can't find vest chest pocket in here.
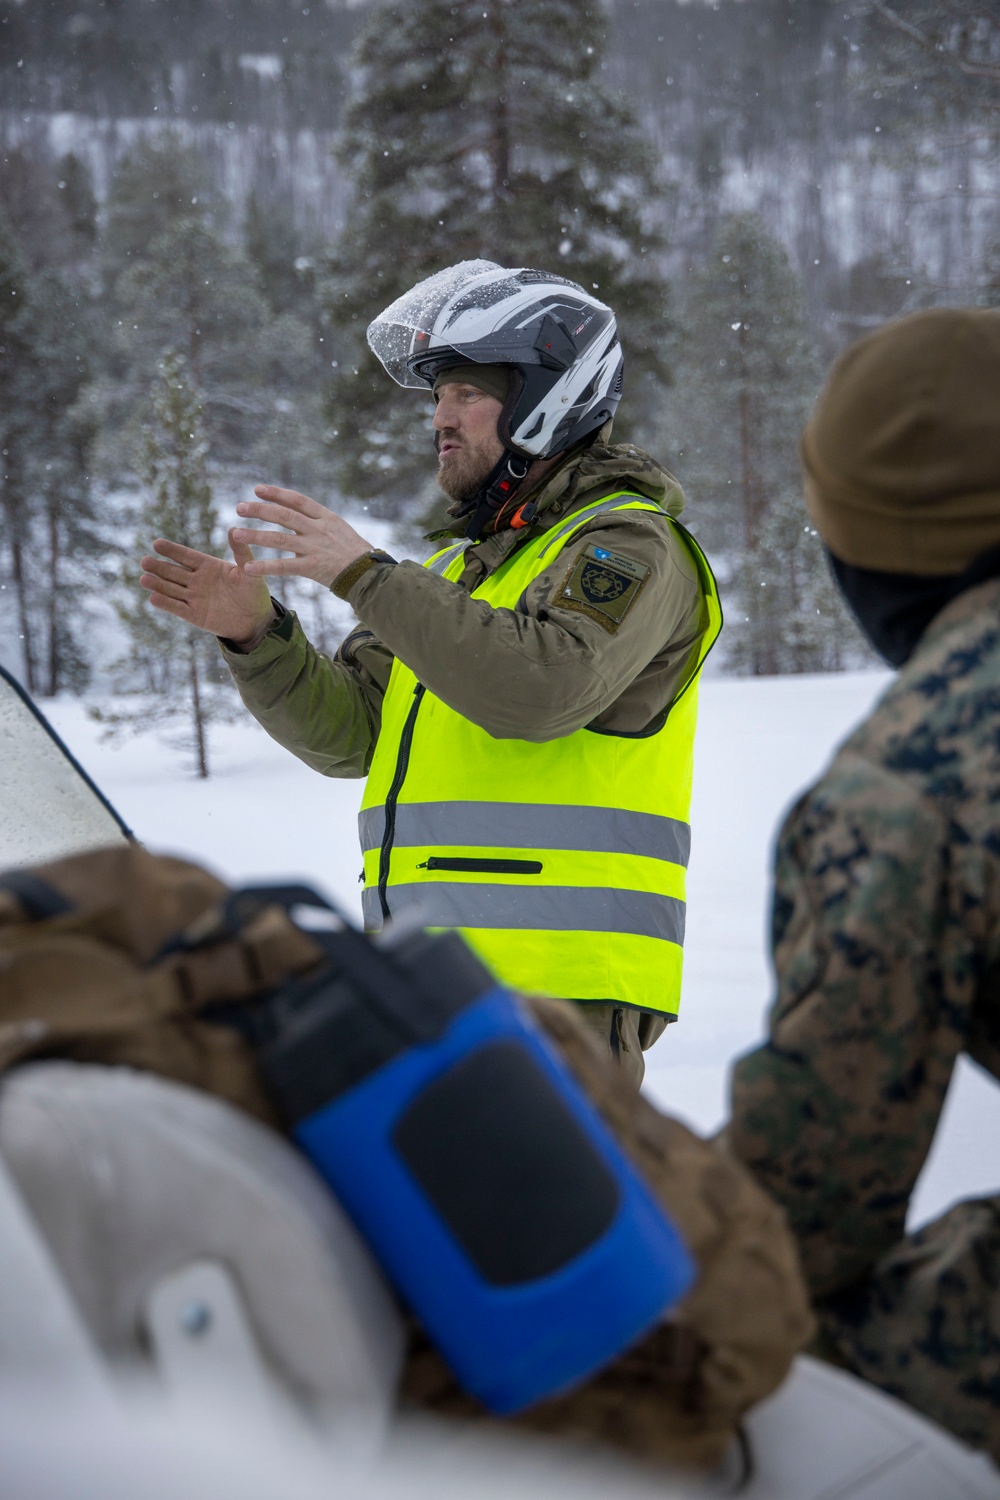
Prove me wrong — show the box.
[417,857,544,875]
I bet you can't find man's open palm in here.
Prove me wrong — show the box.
[139,534,275,645]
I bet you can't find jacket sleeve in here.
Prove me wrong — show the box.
[219,606,394,777]
[343,514,706,741]
[724,752,969,1299]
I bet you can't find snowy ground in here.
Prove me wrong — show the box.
[41,669,1000,1233]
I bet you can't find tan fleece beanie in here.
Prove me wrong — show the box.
[801,308,1000,575]
[432,364,511,404]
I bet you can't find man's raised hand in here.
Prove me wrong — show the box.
[232,485,373,589]
[140,486,372,650]
[139,535,276,648]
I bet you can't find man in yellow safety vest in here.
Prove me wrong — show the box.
[139,261,722,1085]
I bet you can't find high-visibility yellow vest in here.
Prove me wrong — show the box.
[359,493,722,1016]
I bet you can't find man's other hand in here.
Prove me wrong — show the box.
[232,485,374,589]
[139,535,276,650]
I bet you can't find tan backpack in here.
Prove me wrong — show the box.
[0,843,322,1125]
[0,842,813,1471]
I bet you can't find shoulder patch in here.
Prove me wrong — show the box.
[552,544,652,633]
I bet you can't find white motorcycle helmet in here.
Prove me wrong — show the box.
[367,260,623,460]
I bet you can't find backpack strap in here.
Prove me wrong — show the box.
[0,871,74,921]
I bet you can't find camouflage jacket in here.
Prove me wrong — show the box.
[727,578,1000,1299]
[220,443,711,773]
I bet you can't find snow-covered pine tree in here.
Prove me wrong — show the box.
[728,487,856,676]
[56,152,98,264]
[18,267,102,696]
[979,231,1000,306]
[92,135,331,497]
[244,184,317,320]
[321,0,672,510]
[0,207,99,695]
[665,213,869,675]
[97,351,234,778]
[112,215,275,463]
[0,211,37,688]
[101,134,222,290]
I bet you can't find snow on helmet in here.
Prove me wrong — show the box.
[367,260,623,458]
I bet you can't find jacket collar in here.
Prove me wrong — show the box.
[455,444,686,577]
[430,442,685,545]
[521,441,685,524]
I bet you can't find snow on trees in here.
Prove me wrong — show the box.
[320,0,673,512]
[663,213,871,675]
[94,351,237,781]
[0,197,100,698]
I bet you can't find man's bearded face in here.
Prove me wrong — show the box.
[432,383,506,502]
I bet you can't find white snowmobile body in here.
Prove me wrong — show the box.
[0,662,996,1500]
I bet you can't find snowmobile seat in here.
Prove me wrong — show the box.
[1,1066,998,1497]
[738,1353,1000,1498]
[0,1060,405,1431]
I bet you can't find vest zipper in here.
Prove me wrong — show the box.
[378,682,426,920]
[417,857,544,875]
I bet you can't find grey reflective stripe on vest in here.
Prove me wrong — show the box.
[536,494,663,562]
[363,881,685,943]
[426,540,468,575]
[364,876,683,936]
[358,801,690,866]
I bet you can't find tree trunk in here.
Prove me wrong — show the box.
[10,532,35,692]
[738,382,755,558]
[786,538,802,674]
[189,636,209,779]
[487,1,512,251]
[736,322,760,549]
[2,445,37,693]
[46,500,60,697]
[737,353,767,676]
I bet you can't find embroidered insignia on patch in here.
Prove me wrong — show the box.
[554,544,652,632]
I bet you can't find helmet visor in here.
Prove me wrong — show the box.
[368,259,520,387]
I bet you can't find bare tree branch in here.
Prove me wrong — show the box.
[873,2,933,47]
[956,57,1000,81]
[873,2,1000,85]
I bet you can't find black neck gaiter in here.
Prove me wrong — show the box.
[829,543,1000,668]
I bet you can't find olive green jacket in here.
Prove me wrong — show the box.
[220,443,712,778]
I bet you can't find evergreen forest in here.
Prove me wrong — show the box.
[2,0,999,769]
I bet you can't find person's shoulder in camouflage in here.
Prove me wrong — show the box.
[731,578,1000,1284]
[725,309,1000,1462]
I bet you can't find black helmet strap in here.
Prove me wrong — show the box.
[460,450,531,542]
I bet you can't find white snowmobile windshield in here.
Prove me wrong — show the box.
[367,260,509,387]
[0,663,131,867]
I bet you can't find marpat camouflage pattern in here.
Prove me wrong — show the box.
[727,576,1000,1460]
